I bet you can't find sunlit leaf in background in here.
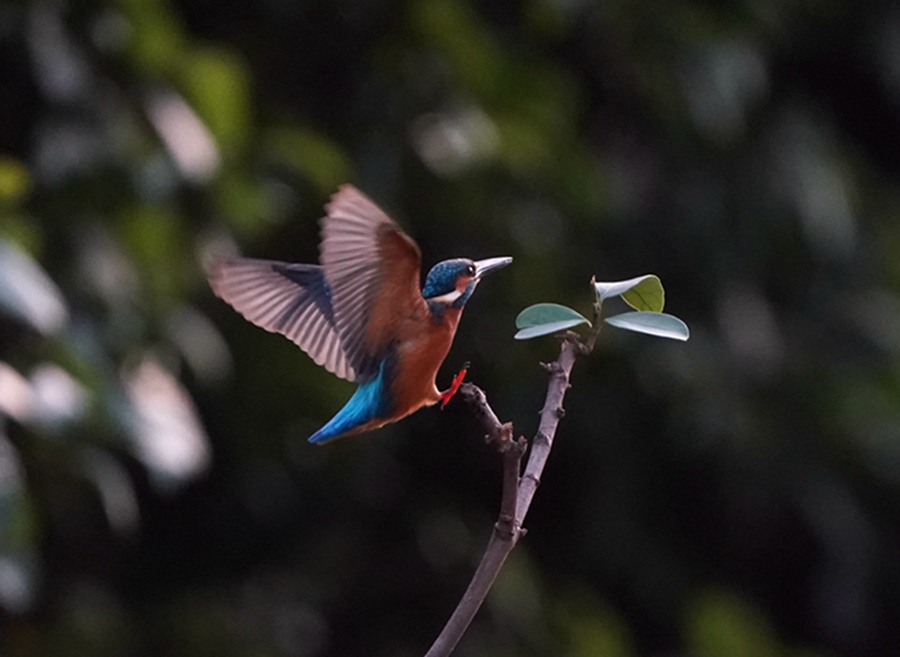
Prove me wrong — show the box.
[685,589,780,657]
[178,47,252,156]
[26,364,89,429]
[0,362,33,423]
[410,106,499,176]
[556,593,636,657]
[411,0,504,100]
[0,240,67,335]
[79,449,140,537]
[0,214,41,254]
[0,157,30,205]
[0,429,37,615]
[121,0,187,75]
[165,305,232,385]
[212,171,280,233]
[263,126,351,195]
[118,206,192,305]
[144,89,220,183]
[123,357,211,491]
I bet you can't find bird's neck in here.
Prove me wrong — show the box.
[426,301,463,327]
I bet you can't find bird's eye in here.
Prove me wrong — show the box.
[466,264,476,277]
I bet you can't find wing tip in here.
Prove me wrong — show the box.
[206,257,233,299]
[326,184,365,215]
[206,256,257,302]
[205,255,232,281]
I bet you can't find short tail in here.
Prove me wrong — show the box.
[308,424,344,444]
[307,360,393,444]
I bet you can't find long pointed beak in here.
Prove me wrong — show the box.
[473,256,513,279]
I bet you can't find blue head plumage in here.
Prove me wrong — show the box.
[423,259,478,310]
[423,257,513,320]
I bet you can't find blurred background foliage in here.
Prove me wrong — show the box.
[1,0,900,655]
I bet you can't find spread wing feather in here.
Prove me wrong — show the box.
[320,185,424,381]
[209,259,359,381]
[210,185,425,385]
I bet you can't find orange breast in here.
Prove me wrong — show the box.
[388,306,463,421]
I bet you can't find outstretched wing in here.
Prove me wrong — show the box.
[320,185,425,381]
[209,259,361,381]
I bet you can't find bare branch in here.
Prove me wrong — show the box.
[425,332,587,657]
[424,386,523,657]
[458,383,504,441]
[516,334,583,526]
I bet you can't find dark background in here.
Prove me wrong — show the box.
[2,0,900,655]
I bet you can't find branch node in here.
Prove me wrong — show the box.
[555,406,566,419]
[501,433,527,458]
[563,330,590,354]
[489,422,518,453]
[494,514,519,541]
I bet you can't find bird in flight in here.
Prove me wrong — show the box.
[209,185,512,443]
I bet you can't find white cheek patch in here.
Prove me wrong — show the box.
[429,289,464,304]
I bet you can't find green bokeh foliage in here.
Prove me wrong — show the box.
[0,0,898,656]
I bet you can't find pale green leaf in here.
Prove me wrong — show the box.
[515,319,590,340]
[604,311,689,341]
[514,303,591,340]
[263,127,351,195]
[179,47,251,154]
[0,156,30,205]
[594,274,664,312]
[621,275,664,312]
[515,303,590,329]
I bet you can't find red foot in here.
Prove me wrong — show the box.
[439,362,470,409]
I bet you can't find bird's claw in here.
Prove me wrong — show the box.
[439,362,470,409]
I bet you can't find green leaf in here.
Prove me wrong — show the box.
[263,127,351,195]
[0,156,30,206]
[515,319,591,340]
[593,274,664,311]
[604,311,689,341]
[515,303,590,329]
[514,303,591,340]
[179,47,251,155]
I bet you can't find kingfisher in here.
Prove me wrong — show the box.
[209,185,512,444]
